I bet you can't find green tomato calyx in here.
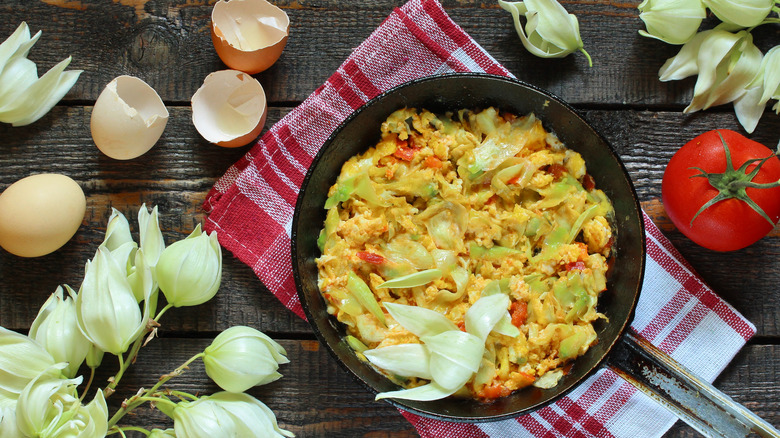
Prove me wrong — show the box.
[688,131,780,226]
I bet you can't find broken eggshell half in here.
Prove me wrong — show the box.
[90,76,169,160]
[191,69,268,148]
[211,0,290,74]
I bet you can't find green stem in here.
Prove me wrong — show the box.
[108,426,150,436]
[106,323,153,396]
[136,396,179,409]
[106,353,126,396]
[107,395,179,429]
[154,303,174,322]
[170,390,200,401]
[758,17,780,26]
[79,367,96,402]
[579,47,593,68]
[106,352,205,428]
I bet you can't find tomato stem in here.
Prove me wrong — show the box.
[687,130,780,227]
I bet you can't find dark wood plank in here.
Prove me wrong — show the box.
[4,1,775,106]
[97,338,418,437]
[0,106,309,334]
[83,338,780,437]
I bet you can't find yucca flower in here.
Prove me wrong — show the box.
[659,29,764,132]
[499,0,592,66]
[203,326,289,393]
[638,0,706,44]
[29,285,91,378]
[155,225,222,307]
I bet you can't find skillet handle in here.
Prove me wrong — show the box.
[605,329,779,438]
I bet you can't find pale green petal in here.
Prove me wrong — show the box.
[207,392,294,438]
[363,344,432,380]
[102,208,134,252]
[686,31,762,113]
[702,0,773,27]
[377,269,442,289]
[638,0,706,44]
[172,398,236,438]
[29,285,91,378]
[16,369,81,437]
[375,381,456,401]
[0,328,59,401]
[76,248,144,355]
[754,46,780,106]
[421,330,483,374]
[499,0,589,63]
[10,68,81,126]
[684,30,743,111]
[0,56,80,125]
[658,29,713,81]
[203,326,288,393]
[156,227,222,307]
[0,406,24,438]
[525,0,583,51]
[0,57,37,104]
[0,22,31,72]
[384,302,458,338]
[464,293,510,342]
[734,84,766,133]
[138,204,165,267]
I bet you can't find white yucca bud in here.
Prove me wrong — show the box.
[162,392,293,438]
[0,327,60,406]
[16,370,107,438]
[75,247,148,355]
[155,224,222,307]
[702,0,774,27]
[638,0,706,44]
[499,0,592,66]
[203,326,289,393]
[29,285,91,378]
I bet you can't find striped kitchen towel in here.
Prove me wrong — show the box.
[202,0,755,436]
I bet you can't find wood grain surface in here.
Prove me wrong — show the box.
[1,1,779,437]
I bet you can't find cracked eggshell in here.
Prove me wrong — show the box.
[90,76,169,160]
[191,69,267,148]
[211,0,290,74]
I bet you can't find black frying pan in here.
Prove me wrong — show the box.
[291,73,778,436]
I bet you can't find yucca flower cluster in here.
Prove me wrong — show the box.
[638,0,780,133]
[0,205,293,437]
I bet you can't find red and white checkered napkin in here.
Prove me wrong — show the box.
[202,0,756,436]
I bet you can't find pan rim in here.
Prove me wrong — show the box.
[291,72,646,422]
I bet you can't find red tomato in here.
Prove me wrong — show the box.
[424,156,443,169]
[391,138,419,162]
[356,251,385,264]
[476,383,512,400]
[662,129,780,252]
[510,301,527,327]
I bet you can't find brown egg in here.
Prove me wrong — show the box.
[0,174,86,257]
[210,0,290,74]
[191,69,268,148]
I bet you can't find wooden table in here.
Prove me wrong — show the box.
[1,1,779,437]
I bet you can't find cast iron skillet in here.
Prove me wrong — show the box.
[291,73,778,436]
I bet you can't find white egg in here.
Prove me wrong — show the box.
[90,75,169,160]
[191,69,268,148]
[0,173,86,257]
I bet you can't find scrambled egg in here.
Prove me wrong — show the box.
[316,107,614,400]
